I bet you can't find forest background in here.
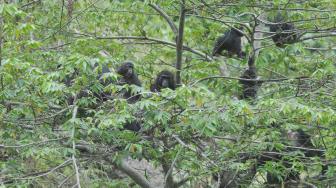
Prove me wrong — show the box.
[0,0,335,187]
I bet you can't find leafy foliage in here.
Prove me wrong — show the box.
[0,1,335,187]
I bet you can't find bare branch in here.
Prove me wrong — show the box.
[1,159,72,184]
[175,0,186,86]
[0,137,68,149]
[0,16,3,105]
[72,32,212,61]
[191,75,310,86]
[149,3,178,35]
[58,173,75,188]
[172,134,217,167]
[71,106,81,188]
[118,159,156,188]
[175,176,191,188]
[164,148,182,187]
[21,0,41,8]
[300,33,336,42]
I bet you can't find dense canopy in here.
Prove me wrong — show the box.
[0,1,335,187]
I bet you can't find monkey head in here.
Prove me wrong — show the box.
[151,70,176,92]
[232,26,244,37]
[159,74,170,88]
[117,62,134,78]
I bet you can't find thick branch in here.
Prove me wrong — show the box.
[175,0,186,86]
[0,16,3,105]
[149,3,178,35]
[118,159,156,188]
[61,142,156,188]
[71,106,81,188]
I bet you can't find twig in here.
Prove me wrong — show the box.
[172,134,217,167]
[175,176,191,187]
[20,0,41,8]
[1,159,72,184]
[164,148,182,186]
[58,173,75,188]
[0,137,68,149]
[0,16,3,105]
[60,0,65,30]
[43,0,100,42]
[191,75,309,86]
[71,32,212,61]
[149,3,178,35]
[71,106,81,188]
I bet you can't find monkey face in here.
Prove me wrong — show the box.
[117,62,134,78]
[151,70,175,92]
[159,74,172,88]
[161,78,169,88]
[125,66,133,78]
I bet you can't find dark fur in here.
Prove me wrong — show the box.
[116,62,142,103]
[289,129,327,171]
[257,149,300,186]
[239,66,259,99]
[95,64,114,101]
[212,27,245,58]
[66,64,113,105]
[269,13,298,47]
[150,70,176,92]
[258,129,327,186]
[123,120,141,132]
[116,62,143,132]
[98,64,113,86]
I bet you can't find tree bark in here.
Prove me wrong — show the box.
[175,0,186,86]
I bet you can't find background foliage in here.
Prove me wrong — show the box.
[0,0,335,187]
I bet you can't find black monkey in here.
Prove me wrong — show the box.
[212,27,245,58]
[66,64,113,105]
[116,61,142,103]
[257,148,300,186]
[258,128,327,187]
[288,129,327,173]
[95,64,114,101]
[239,57,261,100]
[269,13,298,48]
[53,64,113,124]
[150,70,176,92]
[116,62,143,132]
[98,64,112,85]
[239,67,259,99]
[123,120,142,132]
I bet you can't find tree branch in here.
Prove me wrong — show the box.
[299,33,336,42]
[59,141,156,188]
[1,159,72,184]
[71,106,81,188]
[0,137,68,149]
[118,159,156,188]
[72,32,212,61]
[21,0,41,8]
[149,3,178,35]
[0,16,4,105]
[191,75,309,86]
[175,0,186,86]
